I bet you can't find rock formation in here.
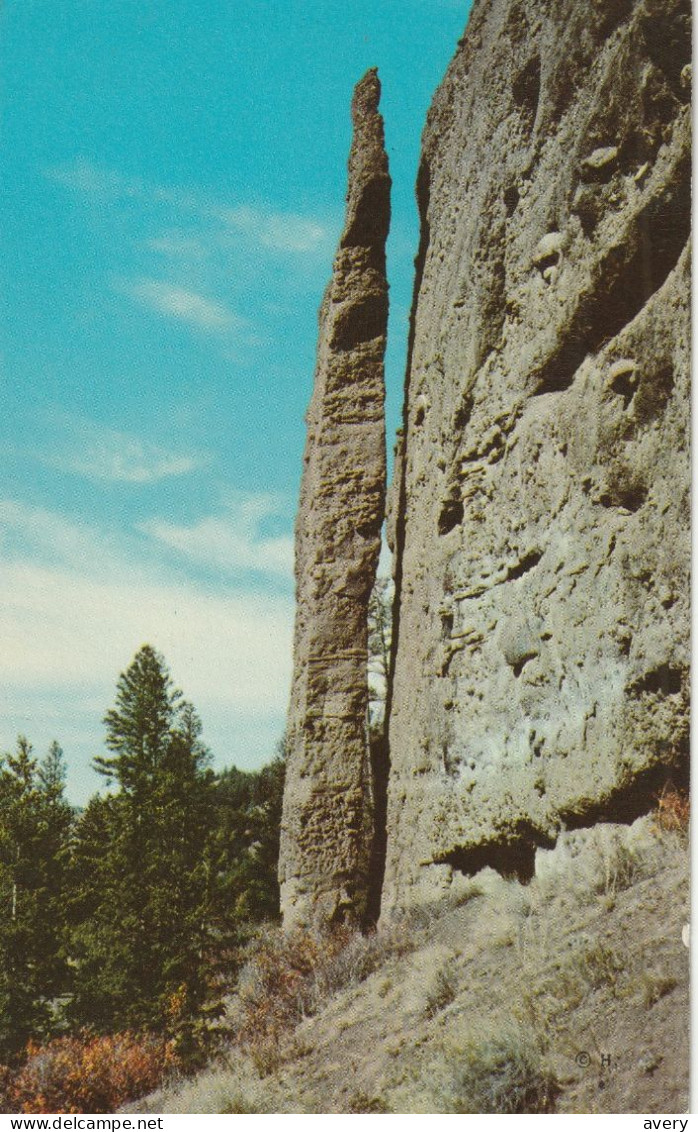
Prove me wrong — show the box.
[381,0,691,913]
[279,69,390,928]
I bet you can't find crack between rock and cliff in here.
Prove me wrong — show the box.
[366,157,433,925]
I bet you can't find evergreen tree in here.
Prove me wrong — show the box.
[210,749,285,935]
[66,794,123,1032]
[69,646,219,1057]
[0,738,73,1062]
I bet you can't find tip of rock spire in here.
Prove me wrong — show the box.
[352,67,382,119]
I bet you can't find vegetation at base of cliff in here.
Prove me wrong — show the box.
[0,640,688,1114]
[0,644,285,1113]
[443,1029,559,1114]
[232,921,413,1075]
[6,1033,177,1115]
[134,811,688,1115]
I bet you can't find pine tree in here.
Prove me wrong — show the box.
[69,646,219,1057]
[66,794,123,1033]
[0,738,73,1062]
[210,752,285,931]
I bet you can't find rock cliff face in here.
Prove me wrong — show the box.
[279,69,390,928]
[382,0,690,913]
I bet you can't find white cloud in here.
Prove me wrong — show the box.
[33,413,206,485]
[140,494,294,580]
[0,499,294,698]
[0,499,106,566]
[46,158,144,198]
[46,159,202,212]
[124,278,239,331]
[0,559,292,712]
[0,500,294,801]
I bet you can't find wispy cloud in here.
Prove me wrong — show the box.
[123,278,239,331]
[220,206,331,254]
[47,158,334,259]
[0,500,116,569]
[46,158,202,212]
[146,233,210,259]
[47,159,144,198]
[140,494,293,580]
[0,556,293,709]
[44,158,337,355]
[33,413,207,485]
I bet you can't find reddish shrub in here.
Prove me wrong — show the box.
[234,923,398,1074]
[235,929,321,1070]
[654,784,690,837]
[8,1033,176,1114]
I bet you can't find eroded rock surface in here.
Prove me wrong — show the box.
[279,69,390,928]
[382,0,690,913]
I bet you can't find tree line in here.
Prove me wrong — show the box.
[0,644,284,1068]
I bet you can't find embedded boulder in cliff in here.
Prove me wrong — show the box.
[279,68,390,929]
[382,0,690,914]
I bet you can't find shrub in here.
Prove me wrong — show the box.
[235,928,321,1072]
[235,922,401,1074]
[219,1093,263,1114]
[446,1028,558,1114]
[453,881,485,907]
[309,924,393,1003]
[654,784,689,838]
[8,1033,176,1114]
[589,832,645,898]
[641,971,678,1007]
[550,939,627,1009]
[577,942,626,993]
[347,1090,392,1113]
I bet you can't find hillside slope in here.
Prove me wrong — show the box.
[138,815,688,1114]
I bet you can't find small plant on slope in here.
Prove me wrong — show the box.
[445,1027,558,1114]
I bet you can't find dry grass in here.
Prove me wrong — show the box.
[347,1089,393,1112]
[139,814,688,1115]
[424,959,460,1018]
[640,971,679,1008]
[233,920,410,1074]
[441,1027,559,1114]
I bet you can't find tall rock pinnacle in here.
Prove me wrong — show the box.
[279,69,391,929]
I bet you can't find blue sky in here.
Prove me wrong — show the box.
[1,1,471,805]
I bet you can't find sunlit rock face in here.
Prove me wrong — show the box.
[279,69,391,929]
[382,0,690,914]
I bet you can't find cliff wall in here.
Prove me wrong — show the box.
[382,0,690,913]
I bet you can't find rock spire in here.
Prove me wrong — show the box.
[279,68,391,929]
